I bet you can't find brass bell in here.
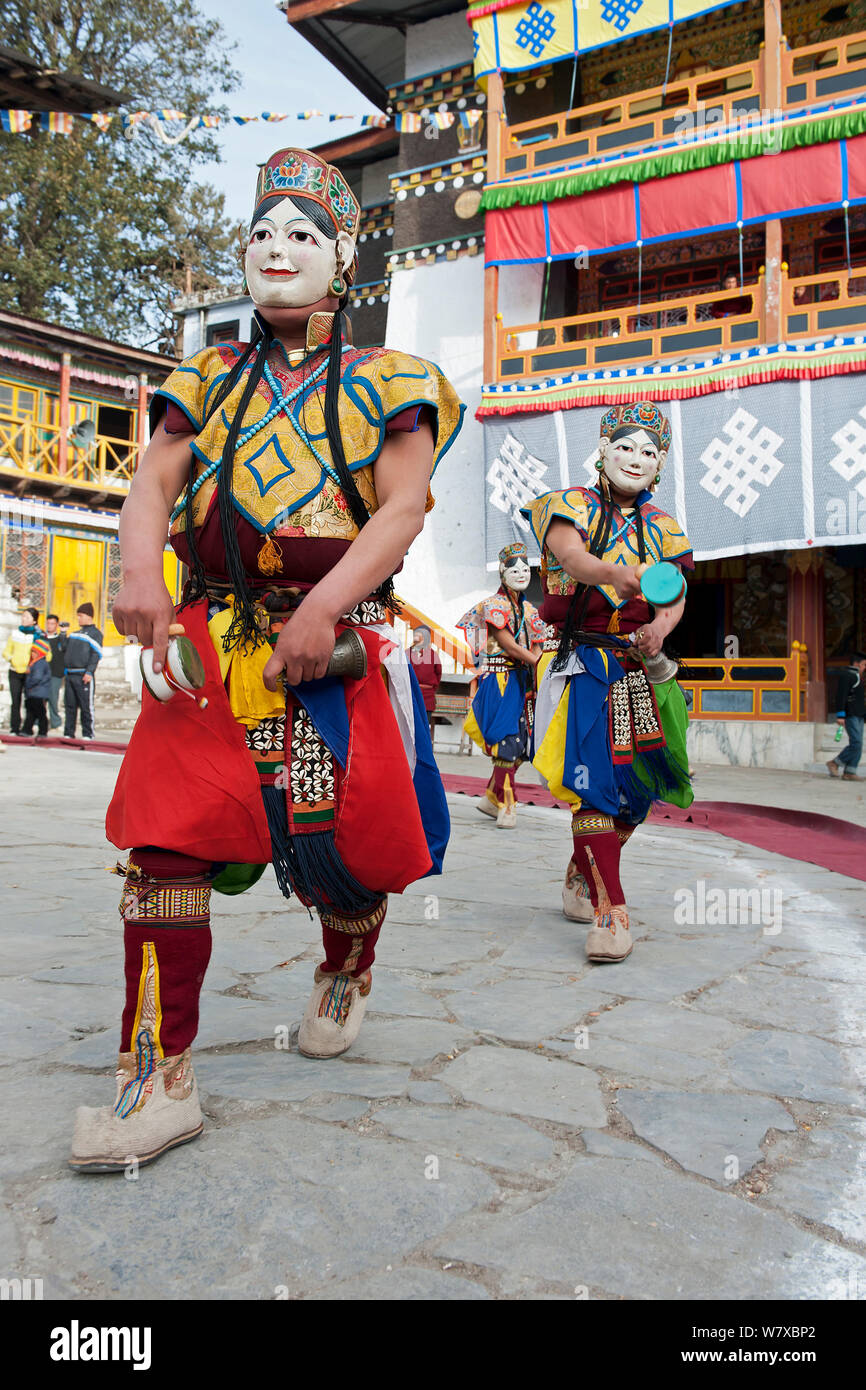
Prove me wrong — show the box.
[325,628,367,680]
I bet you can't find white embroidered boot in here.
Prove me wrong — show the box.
[476,791,498,818]
[496,781,517,828]
[585,904,633,963]
[298,967,372,1058]
[562,858,594,922]
[69,1046,203,1173]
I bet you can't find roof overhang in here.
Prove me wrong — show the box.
[0,44,126,113]
[0,310,178,373]
[280,1,467,109]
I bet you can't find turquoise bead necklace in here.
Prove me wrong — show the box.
[169,347,333,523]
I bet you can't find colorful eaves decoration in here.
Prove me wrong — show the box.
[468,0,745,76]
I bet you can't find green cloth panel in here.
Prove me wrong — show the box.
[634,677,694,810]
[481,107,866,211]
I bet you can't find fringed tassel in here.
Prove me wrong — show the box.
[614,743,691,819]
[260,784,381,917]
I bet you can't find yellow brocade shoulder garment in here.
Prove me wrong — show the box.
[157,342,465,542]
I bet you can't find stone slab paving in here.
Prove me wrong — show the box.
[0,746,864,1301]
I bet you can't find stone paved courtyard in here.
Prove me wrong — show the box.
[1,745,864,1300]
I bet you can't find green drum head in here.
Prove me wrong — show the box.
[173,635,206,689]
[211,862,267,896]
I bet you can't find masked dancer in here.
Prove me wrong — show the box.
[457,542,545,828]
[69,148,463,1172]
[522,404,693,962]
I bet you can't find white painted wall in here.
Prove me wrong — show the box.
[180,296,254,358]
[405,11,474,79]
[385,254,490,631]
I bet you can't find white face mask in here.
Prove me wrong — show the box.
[600,428,666,497]
[501,558,531,591]
[244,197,355,309]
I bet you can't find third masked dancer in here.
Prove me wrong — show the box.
[458,541,545,828]
[522,403,694,963]
[69,147,463,1173]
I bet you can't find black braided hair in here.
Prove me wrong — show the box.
[551,482,615,671]
[179,322,267,615]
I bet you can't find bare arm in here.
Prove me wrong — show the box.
[546,519,641,601]
[263,423,435,688]
[493,626,539,666]
[632,596,685,657]
[113,421,193,672]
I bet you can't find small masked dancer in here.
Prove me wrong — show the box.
[457,542,546,828]
[69,148,463,1173]
[522,403,693,962]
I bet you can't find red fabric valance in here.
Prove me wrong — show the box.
[485,137,866,265]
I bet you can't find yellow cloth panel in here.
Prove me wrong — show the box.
[532,656,581,808]
[206,604,283,727]
[470,0,727,75]
[473,15,497,74]
[494,2,577,69]
[162,549,183,605]
[577,0,668,52]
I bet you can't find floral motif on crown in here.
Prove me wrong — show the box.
[255,148,360,237]
[327,170,358,232]
[599,401,671,453]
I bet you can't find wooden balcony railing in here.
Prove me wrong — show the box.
[493,32,866,185]
[783,32,866,107]
[499,57,762,182]
[679,646,808,721]
[497,264,866,380]
[783,267,866,339]
[498,285,762,379]
[0,415,138,492]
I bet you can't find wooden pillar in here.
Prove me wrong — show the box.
[761,0,785,343]
[136,374,149,467]
[57,351,71,476]
[483,70,505,385]
[764,219,783,343]
[787,551,826,722]
[762,0,783,110]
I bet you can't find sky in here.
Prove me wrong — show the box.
[193,0,378,225]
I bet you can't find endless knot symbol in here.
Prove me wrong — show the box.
[600,0,644,34]
[699,408,784,517]
[515,3,556,58]
[828,407,866,499]
[487,432,549,530]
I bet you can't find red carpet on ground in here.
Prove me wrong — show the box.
[442,774,866,883]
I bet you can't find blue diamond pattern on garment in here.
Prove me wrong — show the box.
[515,3,556,58]
[600,0,644,34]
[242,434,297,497]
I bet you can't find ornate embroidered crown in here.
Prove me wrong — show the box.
[499,541,528,565]
[253,148,361,238]
[599,402,671,453]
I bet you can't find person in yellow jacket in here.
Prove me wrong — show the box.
[3,606,42,736]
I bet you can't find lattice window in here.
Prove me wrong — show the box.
[1,527,48,610]
[106,540,123,612]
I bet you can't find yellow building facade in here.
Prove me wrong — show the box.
[0,310,180,641]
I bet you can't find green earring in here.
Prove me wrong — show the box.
[654,472,661,484]
[330,270,347,297]
[594,459,605,471]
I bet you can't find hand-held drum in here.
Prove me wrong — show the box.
[636,561,687,608]
[140,623,209,709]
